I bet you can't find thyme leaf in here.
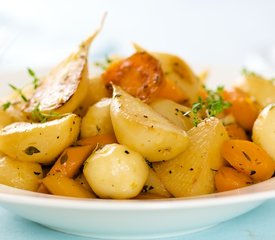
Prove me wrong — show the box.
[190,85,231,127]
[27,67,39,89]
[2,101,11,110]
[31,103,61,123]
[94,55,113,70]
[24,146,40,155]
[8,84,28,102]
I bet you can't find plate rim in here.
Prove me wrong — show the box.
[1,177,275,210]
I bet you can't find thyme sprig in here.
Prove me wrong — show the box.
[31,104,61,123]
[27,67,39,89]
[241,68,275,83]
[94,55,113,70]
[1,101,12,110]
[8,84,28,102]
[2,67,39,111]
[241,68,257,77]
[186,86,231,127]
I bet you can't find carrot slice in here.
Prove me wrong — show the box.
[225,123,248,140]
[102,51,164,102]
[221,139,275,181]
[223,89,259,130]
[215,166,253,192]
[37,145,94,193]
[43,174,96,198]
[77,133,117,147]
[153,78,188,103]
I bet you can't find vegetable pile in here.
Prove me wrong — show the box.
[0,25,275,200]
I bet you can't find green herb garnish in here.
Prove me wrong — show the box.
[241,68,257,76]
[24,146,40,155]
[2,101,12,110]
[31,103,60,123]
[9,84,28,102]
[94,55,113,70]
[185,86,231,127]
[27,67,39,89]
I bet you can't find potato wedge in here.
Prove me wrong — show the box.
[253,103,275,161]
[237,73,275,108]
[152,52,200,105]
[0,83,35,123]
[134,44,200,105]
[143,168,172,198]
[153,118,228,197]
[150,99,193,131]
[84,143,149,199]
[0,108,14,129]
[75,77,109,117]
[110,86,189,162]
[0,114,80,164]
[0,155,42,191]
[24,24,103,115]
[80,98,114,138]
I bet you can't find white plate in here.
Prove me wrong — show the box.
[1,179,275,240]
[0,68,275,239]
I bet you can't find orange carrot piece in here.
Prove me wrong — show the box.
[37,145,94,193]
[215,166,253,192]
[43,174,96,198]
[77,133,117,147]
[48,145,94,177]
[225,123,248,140]
[221,139,275,182]
[153,78,188,103]
[223,89,259,130]
[102,52,164,102]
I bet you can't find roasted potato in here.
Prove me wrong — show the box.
[253,103,275,161]
[0,155,42,191]
[110,86,189,162]
[74,77,109,117]
[24,30,102,116]
[237,73,275,108]
[0,114,80,164]
[153,118,228,197]
[80,98,114,138]
[143,168,172,198]
[150,99,193,131]
[84,143,149,199]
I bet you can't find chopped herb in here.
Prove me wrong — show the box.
[142,185,154,193]
[114,94,122,98]
[96,125,101,133]
[2,101,11,110]
[145,159,153,168]
[186,85,231,126]
[242,151,251,161]
[250,170,256,176]
[124,150,130,154]
[27,68,39,89]
[241,68,257,77]
[60,154,68,164]
[9,84,28,102]
[24,146,40,155]
[94,55,113,70]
